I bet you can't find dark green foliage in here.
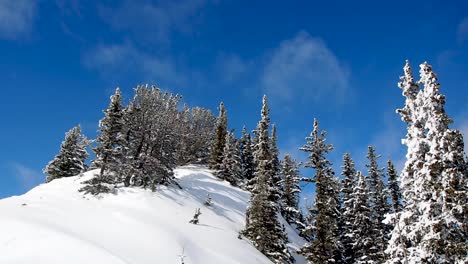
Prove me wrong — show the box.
[240,126,255,185]
[340,152,357,263]
[209,102,228,172]
[280,154,306,236]
[219,131,242,185]
[366,146,390,262]
[352,172,374,264]
[387,160,402,213]
[242,96,293,264]
[44,125,91,183]
[299,119,342,263]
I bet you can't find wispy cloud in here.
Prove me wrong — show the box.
[457,17,468,44]
[99,0,211,44]
[261,31,350,109]
[82,41,187,88]
[9,163,43,191]
[0,0,37,39]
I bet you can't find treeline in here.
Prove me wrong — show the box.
[44,85,216,193]
[43,60,467,264]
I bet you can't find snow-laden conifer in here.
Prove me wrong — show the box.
[44,125,91,183]
[299,119,341,263]
[83,88,126,194]
[352,171,374,264]
[242,95,293,264]
[280,153,305,234]
[240,126,255,185]
[366,146,390,262]
[386,61,468,263]
[387,160,402,213]
[340,152,357,263]
[219,131,242,185]
[92,88,126,177]
[209,102,228,173]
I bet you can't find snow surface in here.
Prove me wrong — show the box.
[0,165,306,264]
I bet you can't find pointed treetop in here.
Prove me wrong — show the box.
[261,95,269,119]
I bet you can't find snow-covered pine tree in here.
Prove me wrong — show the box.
[92,88,125,177]
[240,126,255,185]
[280,153,306,235]
[82,88,126,194]
[366,146,390,262]
[219,131,242,186]
[340,152,357,263]
[209,102,228,173]
[417,62,467,262]
[242,95,293,264]
[270,124,283,203]
[387,160,402,213]
[299,119,342,263]
[386,61,468,263]
[188,107,216,163]
[352,171,374,264]
[175,104,192,165]
[44,125,91,183]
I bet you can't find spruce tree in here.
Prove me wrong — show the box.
[352,171,374,264]
[240,126,255,184]
[340,152,357,263]
[82,88,125,194]
[44,125,91,183]
[386,61,468,263]
[219,131,242,185]
[366,146,390,262]
[299,119,341,263]
[242,95,292,264]
[93,88,126,177]
[387,160,402,213]
[270,124,283,203]
[209,102,228,172]
[280,153,305,233]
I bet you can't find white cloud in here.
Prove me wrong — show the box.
[10,163,43,190]
[99,0,209,43]
[215,53,249,83]
[457,17,468,44]
[0,0,36,39]
[82,42,186,88]
[262,31,350,108]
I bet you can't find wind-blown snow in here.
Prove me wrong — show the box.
[0,165,306,264]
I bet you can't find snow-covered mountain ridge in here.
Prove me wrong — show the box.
[0,165,306,264]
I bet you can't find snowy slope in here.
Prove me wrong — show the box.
[0,165,306,264]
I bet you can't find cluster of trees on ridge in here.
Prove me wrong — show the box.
[43,60,467,264]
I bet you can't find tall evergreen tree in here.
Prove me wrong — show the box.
[209,102,228,172]
[340,152,357,263]
[44,125,91,183]
[242,95,292,264]
[240,126,255,184]
[280,153,305,233]
[366,146,390,262]
[219,131,242,185]
[82,88,125,194]
[386,61,468,263]
[387,160,402,213]
[299,119,341,263]
[93,88,126,177]
[352,171,374,264]
[270,124,282,202]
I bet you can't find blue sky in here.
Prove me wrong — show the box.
[1,0,467,199]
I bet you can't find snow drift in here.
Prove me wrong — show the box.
[0,165,306,264]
